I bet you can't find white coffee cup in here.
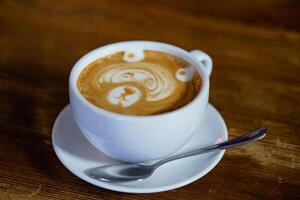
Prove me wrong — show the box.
[69,41,212,163]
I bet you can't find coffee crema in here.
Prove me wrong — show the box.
[77,50,201,115]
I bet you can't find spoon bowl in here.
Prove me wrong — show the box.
[88,164,154,182]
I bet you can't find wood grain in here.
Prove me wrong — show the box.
[0,0,299,199]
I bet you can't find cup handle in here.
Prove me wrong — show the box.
[190,50,213,77]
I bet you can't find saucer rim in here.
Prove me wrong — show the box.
[52,104,228,193]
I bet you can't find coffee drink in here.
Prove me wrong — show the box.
[77,50,201,115]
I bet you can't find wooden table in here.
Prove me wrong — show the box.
[1,1,299,199]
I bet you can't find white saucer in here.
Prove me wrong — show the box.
[52,104,228,193]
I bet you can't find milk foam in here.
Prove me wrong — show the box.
[123,50,145,62]
[99,63,176,103]
[176,66,195,82]
[107,86,141,107]
[77,50,202,115]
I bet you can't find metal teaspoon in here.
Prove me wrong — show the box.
[87,127,267,182]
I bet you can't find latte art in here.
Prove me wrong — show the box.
[77,50,202,115]
[107,86,141,107]
[98,63,176,102]
[176,66,195,82]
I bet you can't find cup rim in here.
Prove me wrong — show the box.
[69,40,210,120]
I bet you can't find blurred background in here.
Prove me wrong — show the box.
[0,1,299,199]
[1,0,299,131]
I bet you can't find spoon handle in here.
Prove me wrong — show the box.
[155,127,267,168]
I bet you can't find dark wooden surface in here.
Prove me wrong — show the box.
[1,0,300,199]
